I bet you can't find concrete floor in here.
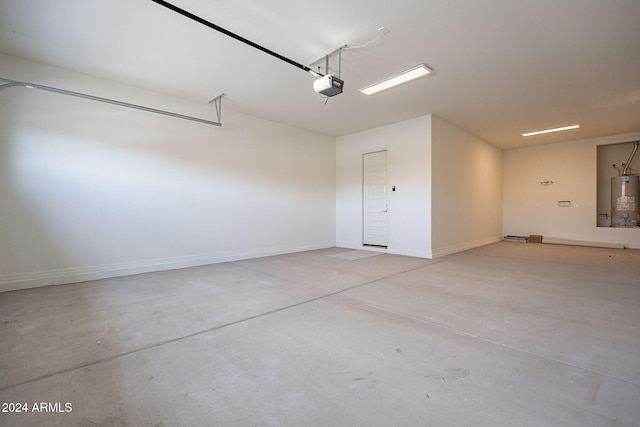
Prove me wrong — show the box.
[1,242,639,426]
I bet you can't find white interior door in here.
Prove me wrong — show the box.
[363,150,388,247]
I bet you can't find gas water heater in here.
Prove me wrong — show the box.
[611,141,640,227]
[611,175,639,227]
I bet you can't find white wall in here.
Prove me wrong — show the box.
[503,132,640,248]
[336,116,432,258]
[0,54,336,291]
[431,116,503,257]
[336,114,502,259]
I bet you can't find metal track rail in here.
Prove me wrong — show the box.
[149,0,320,76]
[0,78,223,127]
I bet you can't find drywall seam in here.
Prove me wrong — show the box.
[0,241,335,292]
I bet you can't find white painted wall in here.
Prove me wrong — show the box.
[0,54,336,291]
[336,114,502,258]
[336,116,432,258]
[9,50,633,293]
[431,116,503,257]
[503,132,640,248]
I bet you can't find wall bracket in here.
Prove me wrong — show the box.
[0,77,223,127]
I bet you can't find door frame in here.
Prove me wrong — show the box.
[362,149,390,249]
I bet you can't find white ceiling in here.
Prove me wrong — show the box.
[1,0,639,149]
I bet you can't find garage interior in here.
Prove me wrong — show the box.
[1,1,640,426]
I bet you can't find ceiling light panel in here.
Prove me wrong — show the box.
[359,64,432,95]
[522,124,580,137]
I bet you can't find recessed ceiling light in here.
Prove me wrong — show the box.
[359,64,432,95]
[522,124,580,137]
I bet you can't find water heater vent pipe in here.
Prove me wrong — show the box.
[622,141,639,176]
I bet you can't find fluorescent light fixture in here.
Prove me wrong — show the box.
[359,64,432,95]
[522,124,580,137]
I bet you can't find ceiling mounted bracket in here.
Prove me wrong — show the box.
[209,93,224,124]
[310,46,346,78]
[0,78,223,127]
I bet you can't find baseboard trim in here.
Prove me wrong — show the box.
[430,236,502,259]
[387,247,432,259]
[542,237,625,250]
[0,241,335,292]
